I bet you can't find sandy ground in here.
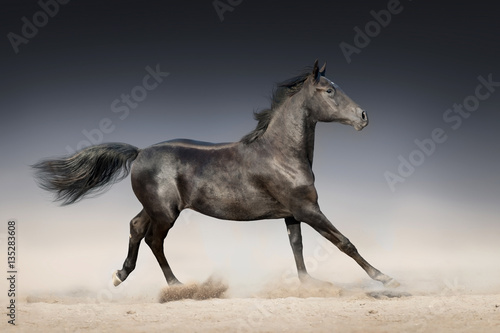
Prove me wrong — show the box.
[3,279,499,333]
[2,208,499,332]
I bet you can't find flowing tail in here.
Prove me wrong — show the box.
[32,143,139,205]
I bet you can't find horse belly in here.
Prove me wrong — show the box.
[186,179,290,221]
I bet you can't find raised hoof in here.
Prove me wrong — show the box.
[112,271,123,287]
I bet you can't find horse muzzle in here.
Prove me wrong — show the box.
[354,109,368,131]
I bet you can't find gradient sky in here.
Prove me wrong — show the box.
[0,1,499,295]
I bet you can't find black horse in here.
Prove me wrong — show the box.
[33,60,399,288]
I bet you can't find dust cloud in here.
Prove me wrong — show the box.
[158,276,228,302]
[1,197,499,332]
[4,204,500,304]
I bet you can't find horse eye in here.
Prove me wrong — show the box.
[326,89,333,94]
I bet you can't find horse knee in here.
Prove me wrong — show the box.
[292,238,303,251]
[339,239,358,256]
[288,231,303,251]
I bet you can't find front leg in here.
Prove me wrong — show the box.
[285,217,334,287]
[285,217,308,281]
[293,204,399,288]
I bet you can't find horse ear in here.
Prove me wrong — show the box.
[312,59,320,83]
[319,62,327,76]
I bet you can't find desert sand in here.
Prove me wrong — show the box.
[2,205,499,332]
[3,276,499,333]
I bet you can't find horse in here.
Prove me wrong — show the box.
[33,60,399,289]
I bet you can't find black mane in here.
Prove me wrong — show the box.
[241,68,312,144]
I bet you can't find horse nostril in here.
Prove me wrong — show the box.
[361,111,367,121]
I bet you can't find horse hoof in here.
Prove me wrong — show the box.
[112,271,122,287]
[300,275,334,288]
[384,278,400,288]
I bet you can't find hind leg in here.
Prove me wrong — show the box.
[145,210,181,285]
[113,209,150,286]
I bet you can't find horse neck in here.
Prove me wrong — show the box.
[261,95,317,165]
